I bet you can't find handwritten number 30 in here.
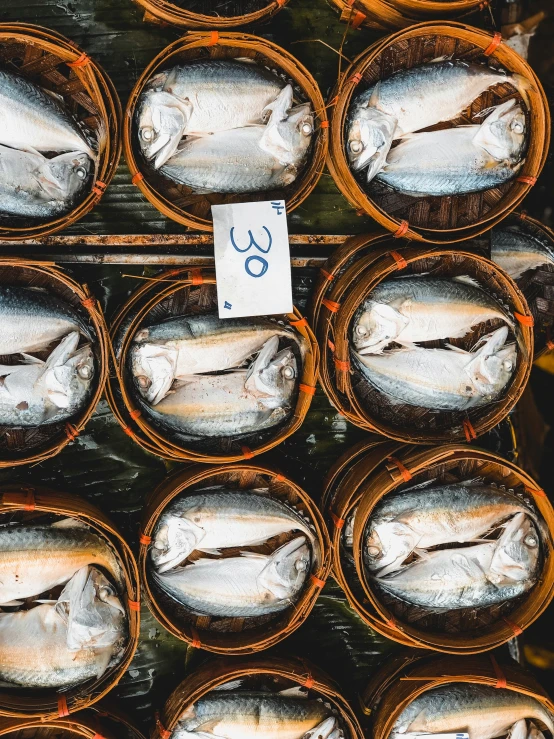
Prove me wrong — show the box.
[230,226,272,279]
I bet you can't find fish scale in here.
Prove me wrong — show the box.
[491,227,554,280]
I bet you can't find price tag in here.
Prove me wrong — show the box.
[212,200,293,319]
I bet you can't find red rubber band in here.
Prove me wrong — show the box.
[502,617,524,637]
[525,485,547,498]
[275,473,286,482]
[351,11,366,28]
[242,446,254,459]
[140,533,152,545]
[311,575,326,588]
[290,317,308,328]
[190,268,204,285]
[207,30,219,46]
[515,312,534,327]
[334,358,350,372]
[517,176,538,186]
[490,654,508,688]
[386,456,412,483]
[330,511,345,529]
[322,298,340,313]
[463,419,477,442]
[303,676,315,688]
[132,172,144,185]
[389,250,407,269]
[483,32,502,57]
[67,53,90,68]
[123,425,137,439]
[58,696,70,718]
[275,0,286,6]
[128,599,140,612]
[320,120,330,129]
[156,713,171,739]
[393,221,409,239]
[320,268,334,282]
[299,384,317,396]
[81,297,96,309]
[65,423,79,442]
[130,409,142,420]
[349,72,363,85]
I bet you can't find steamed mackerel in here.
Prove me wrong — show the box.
[154,537,311,617]
[0,286,90,355]
[176,691,332,739]
[491,227,554,280]
[0,68,95,157]
[391,684,554,739]
[353,276,514,354]
[0,522,124,603]
[365,480,535,575]
[151,488,318,572]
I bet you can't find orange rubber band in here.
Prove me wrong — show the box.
[320,120,329,129]
[525,485,547,498]
[93,734,107,739]
[349,72,363,85]
[303,675,315,689]
[327,339,336,352]
[58,696,70,718]
[128,599,140,612]
[300,384,317,396]
[517,176,537,186]
[139,533,152,545]
[2,489,36,511]
[242,446,254,459]
[548,340,554,351]
[190,268,203,285]
[81,297,96,309]
[351,11,366,28]
[514,312,534,327]
[320,268,334,282]
[386,456,412,483]
[393,221,409,239]
[334,358,350,372]
[275,473,286,482]
[311,575,326,588]
[355,208,366,217]
[130,409,142,420]
[68,53,90,68]
[463,419,477,442]
[322,298,340,313]
[483,32,502,57]
[330,511,345,529]
[123,425,137,439]
[132,172,144,185]
[519,210,528,221]
[65,423,79,442]
[385,616,398,629]
[389,250,407,269]
[502,617,524,637]
[207,30,219,46]
[290,317,308,328]
[156,714,171,739]
[275,0,286,6]
[490,654,508,688]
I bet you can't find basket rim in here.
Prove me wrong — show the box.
[134,0,290,29]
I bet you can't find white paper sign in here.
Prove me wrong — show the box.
[212,200,293,319]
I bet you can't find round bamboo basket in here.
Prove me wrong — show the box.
[135,0,290,30]
[345,443,554,653]
[106,267,319,463]
[0,259,109,467]
[312,236,533,444]
[0,484,140,718]
[328,22,550,244]
[124,32,328,232]
[489,212,554,359]
[362,651,554,739]
[0,703,146,738]
[140,462,331,654]
[0,23,121,240]
[152,656,364,739]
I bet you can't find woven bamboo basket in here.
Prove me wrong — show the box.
[0,23,121,240]
[489,212,554,359]
[362,651,554,739]
[124,32,328,232]
[312,237,533,444]
[140,462,331,653]
[346,443,554,653]
[0,484,140,718]
[106,267,319,463]
[135,0,290,30]
[327,22,550,244]
[152,656,364,739]
[0,703,146,738]
[0,259,109,467]
[329,0,486,32]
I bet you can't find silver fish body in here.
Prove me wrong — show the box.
[176,691,333,739]
[391,684,554,739]
[353,276,514,354]
[365,481,535,576]
[375,513,539,610]
[151,488,317,572]
[131,314,304,405]
[0,332,94,426]
[354,326,516,411]
[0,566,125,689]
[377,100,526,197]
[154,536,311,617]
[0,146,92,219]
[0,69,94,156]
[137,60,285,168]
[491,227,554,280]
[0,286,90,355]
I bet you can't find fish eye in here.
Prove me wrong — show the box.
[141,127,154,142]
[301,121,313,136]
[349,140,363,154]
[282,365,296,380]
[524,534,538,547]
[78,364,93,380]
[503,360,513,371]
[356,325,368,336]
[75,166,88,180]
[137,375,152,389]
[367,546,381,557]
[511,120,524,134]
[296,559,308,572]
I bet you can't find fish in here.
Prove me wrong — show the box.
[144,336,297,438]
[0,286,91,355]
[151,488,318,573]
[353,276,515,354]
[0,518,124,604]
[353,326,516,411]
[391,684,554,739]
[375,512,540,610]
[347,59,532,182]
[0,331,94,426]
[376,100,527,197]
[153,536,311,617]
[491,227,554,280]
[0,145,92,220]
[137,59,286,168]
[175,690,338,739]
[365,480,536,576]
[0,566,126,689]
[131,314,305,406]
[160,91,313,194]
[0,68,95,158]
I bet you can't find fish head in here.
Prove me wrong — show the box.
[365,521,418,576]
[45,339,94,413]
[260,101,314,166]
[466,327,516,401]
[131,343,178,405]
[260,536,311,600]
[245,336,297,409]
[151,515,204,573]
[353,301,407,353]
[136,90,191,169]
[40,151,92,202]
[347,103,396,182]
[57,566,126,653]
[476,99,527,161]
[488,512,540,585]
